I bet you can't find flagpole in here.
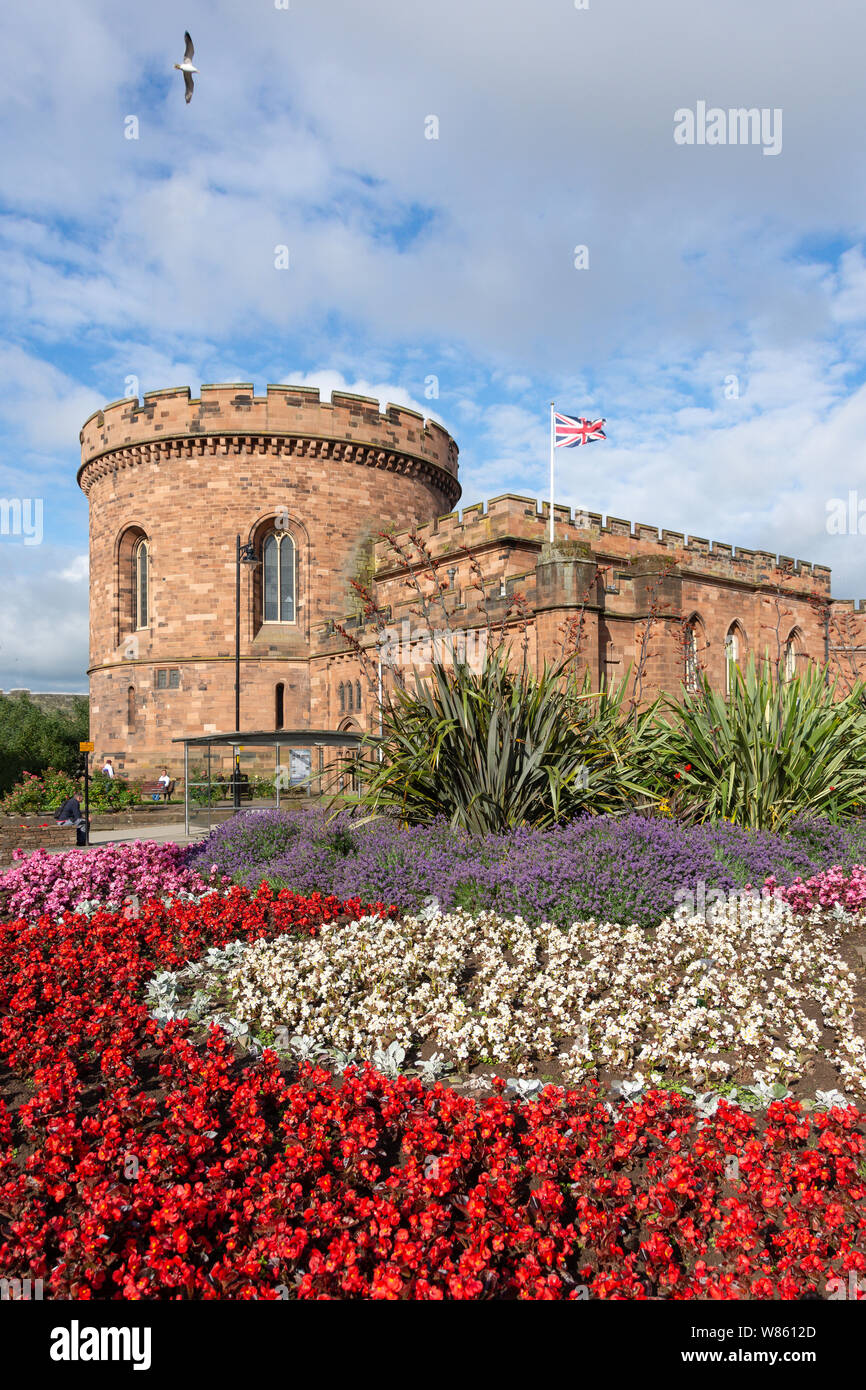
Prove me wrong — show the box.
[549,401,555,544]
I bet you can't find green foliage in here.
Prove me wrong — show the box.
[654,659,866,830]
[0,693,89,795]
[0,766,142,814]
[343,649,659,832]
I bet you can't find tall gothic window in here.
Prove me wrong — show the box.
[724,623,741,696]
[338,683,345,714]
[784,630,801,681]
[127,686,136,732]
[275,682,285,730]
[263,532,295,623]
[684,618,701,693]
[133,538,149,630]
[355,680,362,711]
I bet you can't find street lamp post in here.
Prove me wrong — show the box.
[234,534,259,810]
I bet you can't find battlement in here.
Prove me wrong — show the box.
[79,383,459,491]
[373,494,832,594]
[830,598,866,614]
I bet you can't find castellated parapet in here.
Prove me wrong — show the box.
[79,384,459,506]
[373,494,832,596]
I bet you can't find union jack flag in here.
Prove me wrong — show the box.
[554,412,606,448]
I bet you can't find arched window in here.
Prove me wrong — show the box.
[355,680,362,710]
[275,682,285,730]
[784,630,801,681]
[684,617,702,693]
[133,538,149,630]
[725,623,743,696]
[347,680,354,713]
[127,686,136,732]
[262,531,295,623]
[338,682,345,714]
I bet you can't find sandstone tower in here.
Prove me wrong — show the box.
[79,384,460,774]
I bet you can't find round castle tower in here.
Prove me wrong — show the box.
[79,383,460,775]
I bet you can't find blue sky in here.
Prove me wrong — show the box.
[1,0,866,688]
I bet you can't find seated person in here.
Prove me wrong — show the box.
[156,768,174,802]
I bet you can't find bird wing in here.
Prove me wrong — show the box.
[184,31,194,61]
[184,70,194,102]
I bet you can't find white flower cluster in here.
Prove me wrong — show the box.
[214,896,866,1093]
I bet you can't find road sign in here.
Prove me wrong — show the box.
[79,741,94,752]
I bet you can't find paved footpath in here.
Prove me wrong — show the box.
[37,823,204,855]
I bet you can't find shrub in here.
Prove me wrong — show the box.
[654,660,866,829]
[0,767,142,814]
[188,807,866,929]
[346,650,658,831]
[0,692,89,794]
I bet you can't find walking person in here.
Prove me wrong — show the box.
[101,757,115,779]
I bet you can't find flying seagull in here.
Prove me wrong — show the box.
[174,32,198,104]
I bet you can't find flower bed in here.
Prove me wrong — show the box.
[157,891,866,1101]
[0,841,209,919]
[1,853,865,1299]
[187,809,866,929]
[0,885,863,1299]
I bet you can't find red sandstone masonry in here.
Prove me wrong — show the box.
[79,385,459,499]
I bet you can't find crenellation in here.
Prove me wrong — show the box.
[370,496,832,591]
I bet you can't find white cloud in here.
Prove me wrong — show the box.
[58,555,88,583]
[0,545,88,690]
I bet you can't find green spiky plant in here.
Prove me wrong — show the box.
[338,648,659,832]
[655,657,866,830]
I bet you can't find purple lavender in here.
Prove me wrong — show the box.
[186,809,866,928]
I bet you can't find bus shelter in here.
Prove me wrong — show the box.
[172,729,363,836]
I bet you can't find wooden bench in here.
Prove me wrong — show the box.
[224,776,253,802]
[140,780,176,803]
